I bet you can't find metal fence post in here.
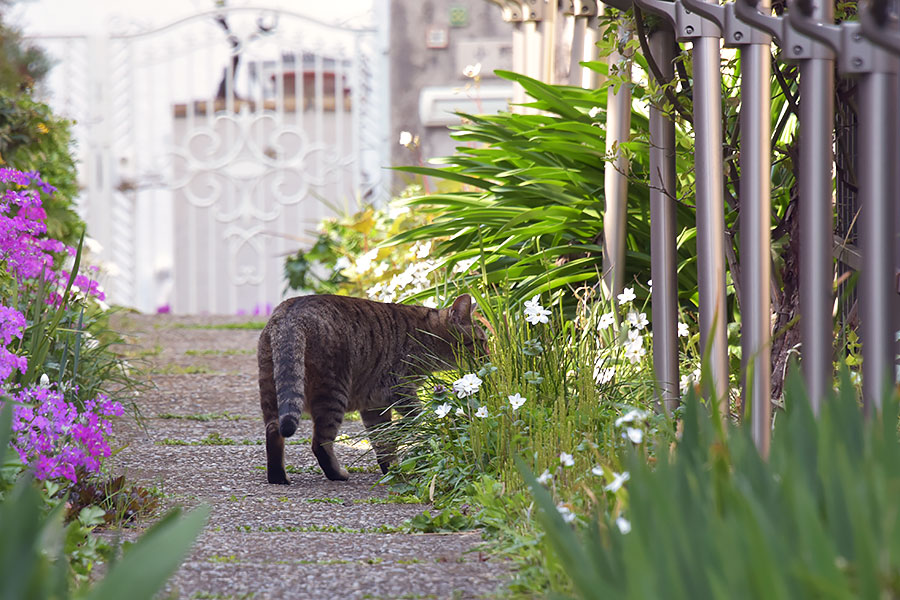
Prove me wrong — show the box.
[602,15,633,299]
[859,0,900,389]
[792,10,899,411]
[566,0,601,87]
[738,7,772,452]
[491,1,528,109]
[647,24,680,413]
[633,0,731,416]
[523,0,548,96]
[735,0,836,415]
[683,0,773,452]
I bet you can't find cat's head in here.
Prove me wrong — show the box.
[446,294,489,356]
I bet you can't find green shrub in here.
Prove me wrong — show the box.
[388,69,698,316]
[283,186,446,300]
[0,92,82,245]
[525,368,900,599]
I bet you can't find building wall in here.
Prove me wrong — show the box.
[389,0,512,189]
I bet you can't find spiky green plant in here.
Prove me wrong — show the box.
[524,367,900,599]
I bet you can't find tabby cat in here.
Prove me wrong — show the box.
[257,293,485,482]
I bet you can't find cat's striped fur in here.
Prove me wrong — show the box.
[258,294,484,482]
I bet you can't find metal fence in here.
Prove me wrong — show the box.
[29,5,390,315]
[489,0,900,449]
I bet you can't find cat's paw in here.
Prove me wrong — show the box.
[324,467,350,481]
[267,469,290,485]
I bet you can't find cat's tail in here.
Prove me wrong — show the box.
[270,324,305,438]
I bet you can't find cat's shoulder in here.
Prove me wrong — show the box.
[272,294,402,317]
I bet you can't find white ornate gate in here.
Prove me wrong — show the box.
[30,5,390,314]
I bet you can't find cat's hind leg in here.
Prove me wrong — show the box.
[360,407,395,475]
[310,394,350,481]
[259,329,289,484]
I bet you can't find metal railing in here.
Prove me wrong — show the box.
[489,0,900,449]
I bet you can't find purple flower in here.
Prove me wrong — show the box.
[3,387,123,484]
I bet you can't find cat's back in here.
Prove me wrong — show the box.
[264,294,428,346]
[269,294,399,327]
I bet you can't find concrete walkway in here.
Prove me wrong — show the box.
[110,313,505,600]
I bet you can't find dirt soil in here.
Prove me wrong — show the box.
[108,312,507,600]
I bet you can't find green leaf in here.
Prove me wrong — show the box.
[83,505,209,600]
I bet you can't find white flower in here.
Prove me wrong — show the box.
[678,321,690,337]
[594,366,615,385]
[557,504,576,523]
[453,257,478,274]
[617,287,636,305]
[523,295,551,325]
[647,279,652,292]
[559,452,575,467]
[537,469,553,485]
[391,270,414,290]
[627,328,642,343]
[626,311,648,331]
[623,427,643,444]
[83,332,99,349]
[474,406,489,418]
[387,203,411,219]
[334,256,351,272]
[398,130,414,147]
[355,248,378,274]
[603,471,630,493]
[615,409,646,428]
[680,367,702,394]
[463,62,482,78]
[411,241,432,259]
[591,465,605,477]
[624,348,645,364]
[39,373,50,388]
[850,371,861,385]
[508,393,527,411]
[615,516,631,534]
[373,261,390,278]
[367,282,395,303]
[455,407,466,416]
[452,373,483,398]
[83,236,104,255]
[598,312,615,330]
[623,337,646,364]
[422,297,438,309]
[588,106,602,119]
[434,403,452,418]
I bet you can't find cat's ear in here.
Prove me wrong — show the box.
[449,294,474,324]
